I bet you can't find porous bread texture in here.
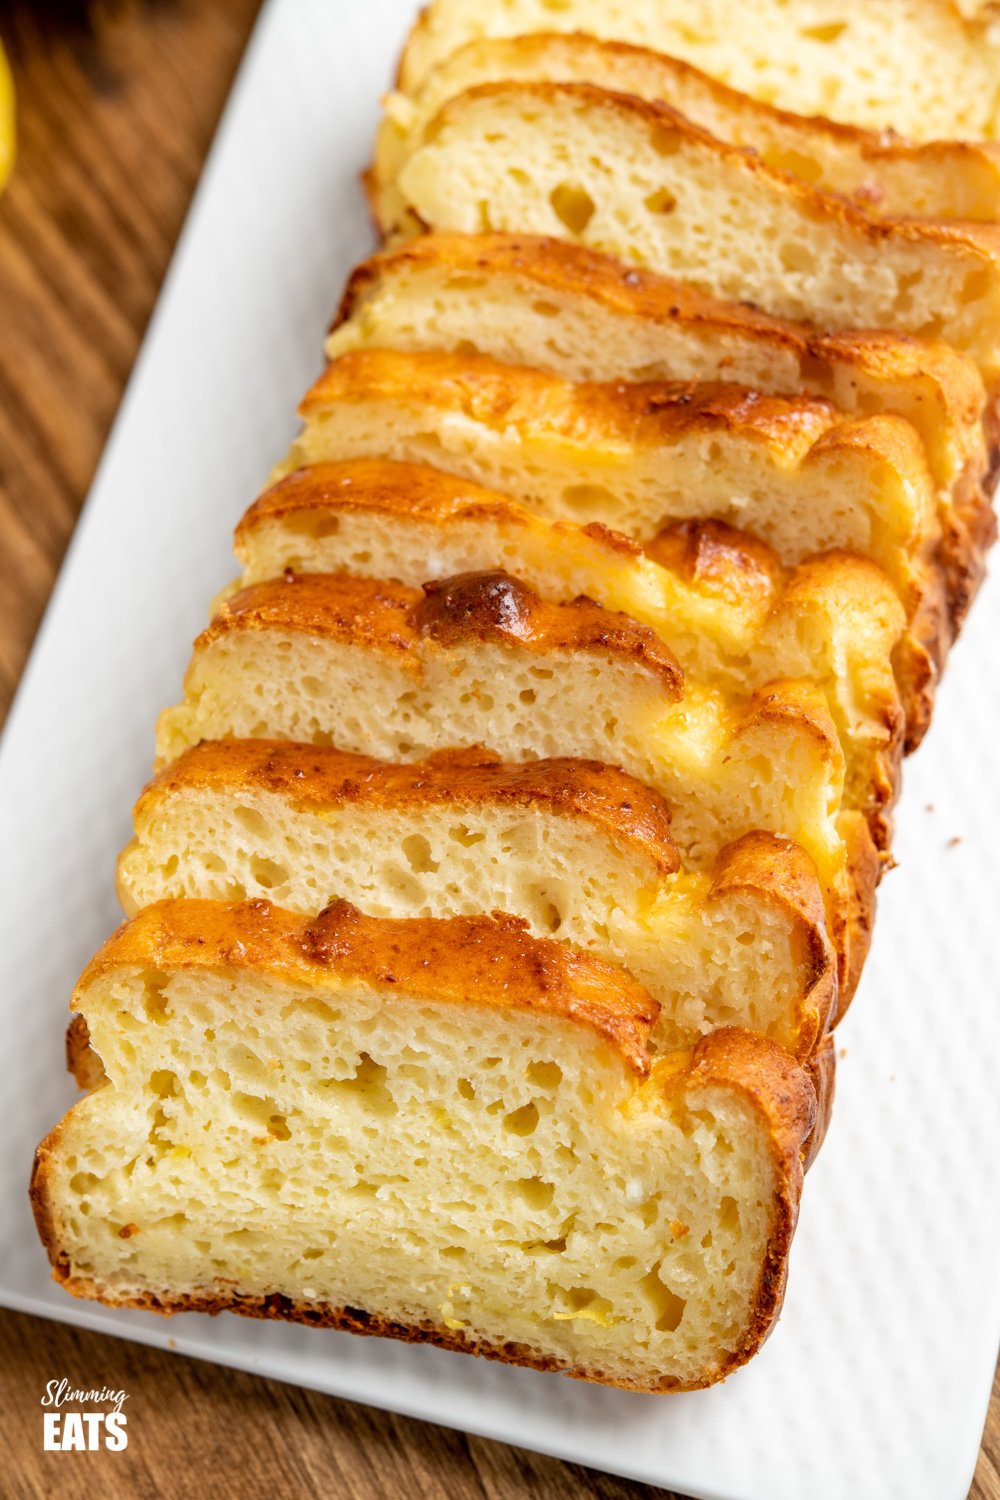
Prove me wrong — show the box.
[285,348,943,736]
[117,741,835,1058]
[32,899,815,1392]
[153,570,871,996]
[237,460,904,809]
[375,33,1000,229]
[398,0,1000,142]
[391,83,1000,383]
[328,235,995,628]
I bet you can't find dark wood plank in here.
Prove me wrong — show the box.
[0,3,994,1496]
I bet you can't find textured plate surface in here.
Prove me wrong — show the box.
[0,3,998,1496]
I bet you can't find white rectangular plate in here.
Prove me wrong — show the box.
[1,3,998,1496]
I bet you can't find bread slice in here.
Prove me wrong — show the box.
[285,348,943,733]
[328,235,995,630]
[154,570,876,996]
[397,0,1000,143]
[237,460,904,803]
[374,33,1000,230]
[31,897,817,1392]
[117,740,836,1056]
[390,83,1000,385]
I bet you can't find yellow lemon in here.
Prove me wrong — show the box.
[0,38,14,193]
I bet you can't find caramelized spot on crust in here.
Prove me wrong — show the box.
[417,569,539,642]
[646,520,783,606]
[415,570,683,691]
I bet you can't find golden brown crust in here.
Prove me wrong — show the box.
[801,1035,836,1173]
[415,571,681,687]
[66,1014,105,1090]
[426,82,1000,269]
[772,551,905,811]
[836,812,881,1016]
[240,457,553,543]
[894,633,937,755]
[31,1027,814,1392]
[334,234,988,455]
[76,898,659,1075]
[202,572,420,658]
[132,739,681,876]
[943,458,999,631]
[303,348,840,461]
[201,570,684,695]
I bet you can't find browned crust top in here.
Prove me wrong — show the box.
[426,82,1000,264]
[199,570,685,694]
[134,740,680,876]
[334,234,987,430]
[76,898,659,1074]
[304,348,841,459]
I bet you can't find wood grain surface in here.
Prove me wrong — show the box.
[0,4,995,1498]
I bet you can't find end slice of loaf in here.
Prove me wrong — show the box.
[329,235,995,628]
[375,33,1000,230]
[118,740,836,1056]
[32,897,816,1392]
[154,569,873,996]
[237,460,904,811]
[391,83,1000,384]
[398,0,1000,143]
[286,348,943,731]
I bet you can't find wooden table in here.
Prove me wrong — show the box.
[0,4,996,1496]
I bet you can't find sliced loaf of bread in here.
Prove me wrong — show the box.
[32,898,816,1392]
